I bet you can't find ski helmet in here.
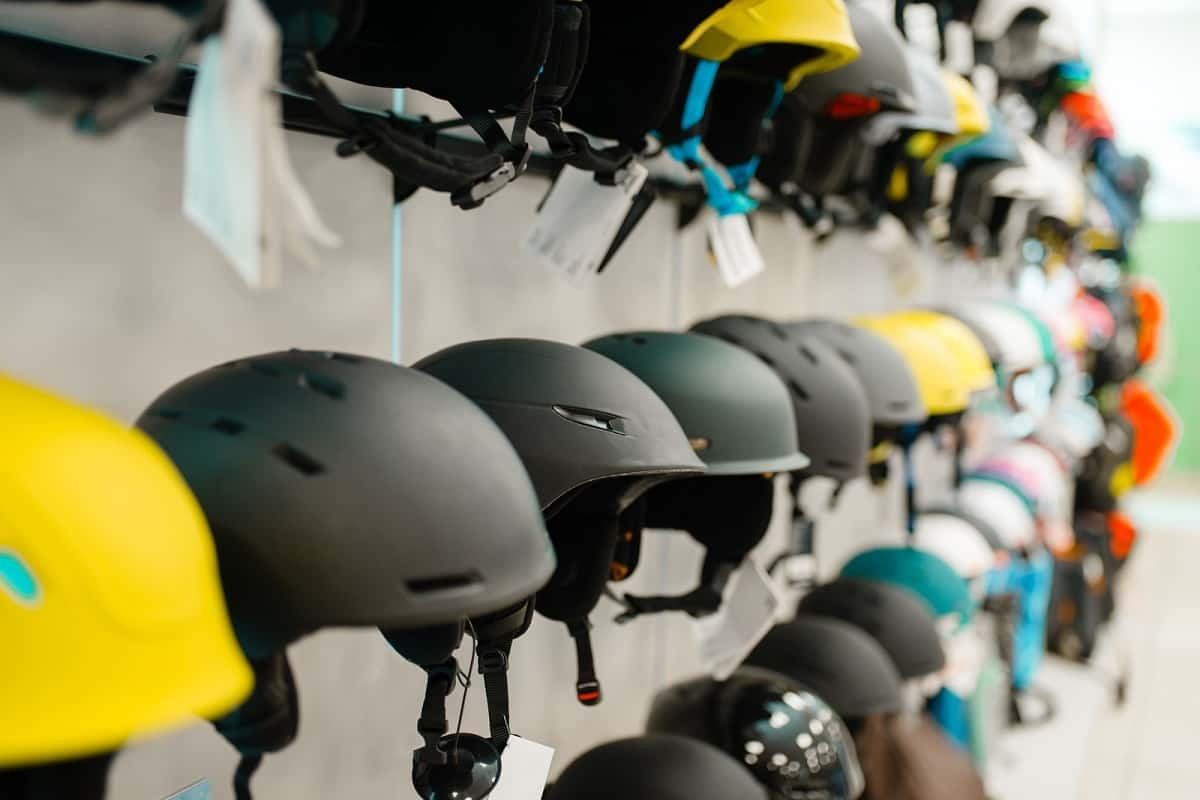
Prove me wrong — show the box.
[416,338,705,706]
[584,331,807,623]
[691,315,871,482]
[138,350,554,797]
[840,547,975,629]
[958,473,1038,550]
[798,578,946,680]
[546,734,770,800]
[746,615,904,720]
[0,374,251,784]
[787,318,927,458]
[647,667,866,800]
[855,317,971,422]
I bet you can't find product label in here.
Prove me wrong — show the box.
[523,161,649,281]
[164,780,210,800]
[691,559,782,680]
[489,736,555,800]
[707,212,766,288]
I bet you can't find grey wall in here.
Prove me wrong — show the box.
[1,56,964,800]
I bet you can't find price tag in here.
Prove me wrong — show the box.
[866,214,921,298]
[184,0,338,288]
[522,161,649,281]
[706,212,765,288]
[691,559,781,680]
[489,736,556,800]
[164,780,210,800]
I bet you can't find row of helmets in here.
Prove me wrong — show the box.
[0,0,1148,268]
[3,277,1174,800]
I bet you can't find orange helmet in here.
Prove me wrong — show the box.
[1120,379,1180,485]
[1061,91,1115,142]
[1107,510,1137,562]
[1129,278,1166,365]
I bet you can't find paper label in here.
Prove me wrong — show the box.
[706,212,766,288]
[522,161,649,281]
[866,214,921,298]
[691,559,782,680]
[164,780,210,800]
[489,735,555,800]
[184,0,338,288]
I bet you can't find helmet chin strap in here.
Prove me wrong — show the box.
[213,653,300,800]
[613,556,733,622]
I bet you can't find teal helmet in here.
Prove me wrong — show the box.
[840,547,974,629]
[584,330,809,622]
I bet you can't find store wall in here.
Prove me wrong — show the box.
[0,92,962,798]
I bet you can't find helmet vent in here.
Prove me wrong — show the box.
[631,336,648,345]
[298,372,345,400]
[406,571,483,595]
[827,458,851,471]
[767,322,789,340]
[271,443,325,476]
[788,380,810,401]
[146,408,181,421]
[888,401,912,412]
[247,362,282,378]
[210,417,246,436]
[325,353,362,364]
[798,345,820,365]
[837,348,857,365]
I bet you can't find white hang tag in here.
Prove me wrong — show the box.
[183,0,338,289]
[690,559,782,680]
[522,161,649,281]
[163,779,210,800]
[488,735,556,800]
[706,212,766,288]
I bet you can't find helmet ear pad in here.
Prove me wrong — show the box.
[536,503,621,624]
[643,475,775,574]
[213,652,300,757]
[381,622,465,668]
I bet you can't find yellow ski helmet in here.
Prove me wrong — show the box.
[855,317,972,419]
[681,0,860,89]
[0,374,251,768]
[882,310,997,396]
[941,70,990,140]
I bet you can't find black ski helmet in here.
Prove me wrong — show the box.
[546,734,769,800]
[745,615,904,721]
[647,667,866,800]
[798,578,946,680]
[416,338,705,707]
[786,318,927,459]
[584,331,809,622]
[136,350,553,798]
[758,3,917,200]
[691,315,871,483]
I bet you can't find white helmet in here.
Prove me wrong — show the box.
[1039,395,1105,464]
[957,477,1037,550]
[913,512,998,580]
[988,134,1052,202]
[983,441,1072,523]
[952,302,1045,386]
[973,0,1057,43]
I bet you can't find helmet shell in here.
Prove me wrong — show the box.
[972,0,1055,42]
[942,107,1022,169]
[880,310,996,395]
[795,3,917,115]
[913,512,999,581]
[856,317,971,418]
[942,69,991,139]
[139,350,554,658]
[745,615,904,718]
[547,734,769,800]
[799,577,946,679]
[864,46,959,146]
[958,474,1038,549]
[789,317,927,432]
[690,315,870,481]
[3,374,251,767]
[681,0,860,89]
[585,331,810,476]
[646,667,864,799]
[417,338,705,512]
[840,547,975,628]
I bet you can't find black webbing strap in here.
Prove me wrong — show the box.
[477,639,513,752]
[280,52,507,202]
[566,617,601,706]
[415,659,458,765]
[616,559,734,622]
[233,753,262,800]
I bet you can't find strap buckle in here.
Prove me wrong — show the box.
[478,648,509,675]
[452,162,517,209]
[575,680,602,706]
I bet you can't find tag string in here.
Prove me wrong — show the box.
[453,618,478,756]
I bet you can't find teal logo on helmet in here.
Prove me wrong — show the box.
[0,548,40,606]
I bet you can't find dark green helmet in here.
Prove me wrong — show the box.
[584,331,808,624]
